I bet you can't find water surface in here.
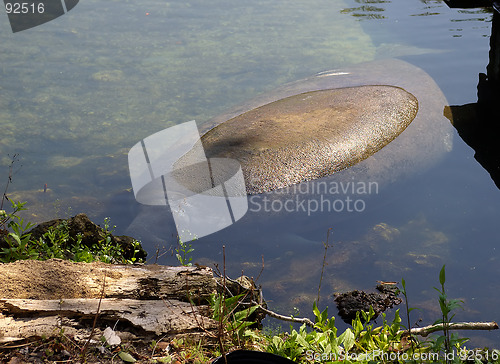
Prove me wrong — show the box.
[1,0,499,347]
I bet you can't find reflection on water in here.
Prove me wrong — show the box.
[342,0,493,40]
[341,7,387,20]
[340,0,388,20]
[448,99,500,188]
[0,0,499,348]
[447,10,500,189]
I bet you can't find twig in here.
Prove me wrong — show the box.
[218,245,227,364]
[150,333,169,360]
[1,154,20,211]
[250,301,315,328]
[400,279,415,355]
[254,255,265,284]
[0,342,32,350]
[317,228,332,304]
[81,270,107,356]
[399,321,499,337]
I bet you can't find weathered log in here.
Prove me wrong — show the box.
[0,259,216,300]
[0,298,216,343]
[0,259,259,344]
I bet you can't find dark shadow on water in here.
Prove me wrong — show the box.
[447,10,500,189]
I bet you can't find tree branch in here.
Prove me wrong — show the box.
[251,300,498,338]
[251,301,315,328]
[400,321,498,337]
[250,299,498,339]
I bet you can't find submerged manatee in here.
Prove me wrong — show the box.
[188,86,418,194]
[176,59,451,194]
[125,59,453,244]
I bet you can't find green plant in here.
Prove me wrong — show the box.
[165,337,211,364]
[400,278,420,357]
[0,200,36,262]
[432,265,467,361]
[265,302,357,361]
[127,239,142,264]
[1,212,144,264]
[36,221,72,260]
[1,198,31,231]
[210,292,259,348]
[266,324,312,361]
[71,236,97,263]
[96,217,122,264]
[175,236,194,266]
[260,264,489,363]
[0,155,38,262]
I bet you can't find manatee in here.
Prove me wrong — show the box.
[179,86,418,194]
[124,59,454,244]
[176,58,452,195]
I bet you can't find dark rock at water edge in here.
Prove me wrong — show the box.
[17,213,147,261]
[334,282,402,324]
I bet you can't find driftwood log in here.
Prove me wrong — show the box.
[0,259,258,344]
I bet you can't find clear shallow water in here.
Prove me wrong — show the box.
[1,0,499,347]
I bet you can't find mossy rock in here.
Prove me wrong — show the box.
[26,213,147,261]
